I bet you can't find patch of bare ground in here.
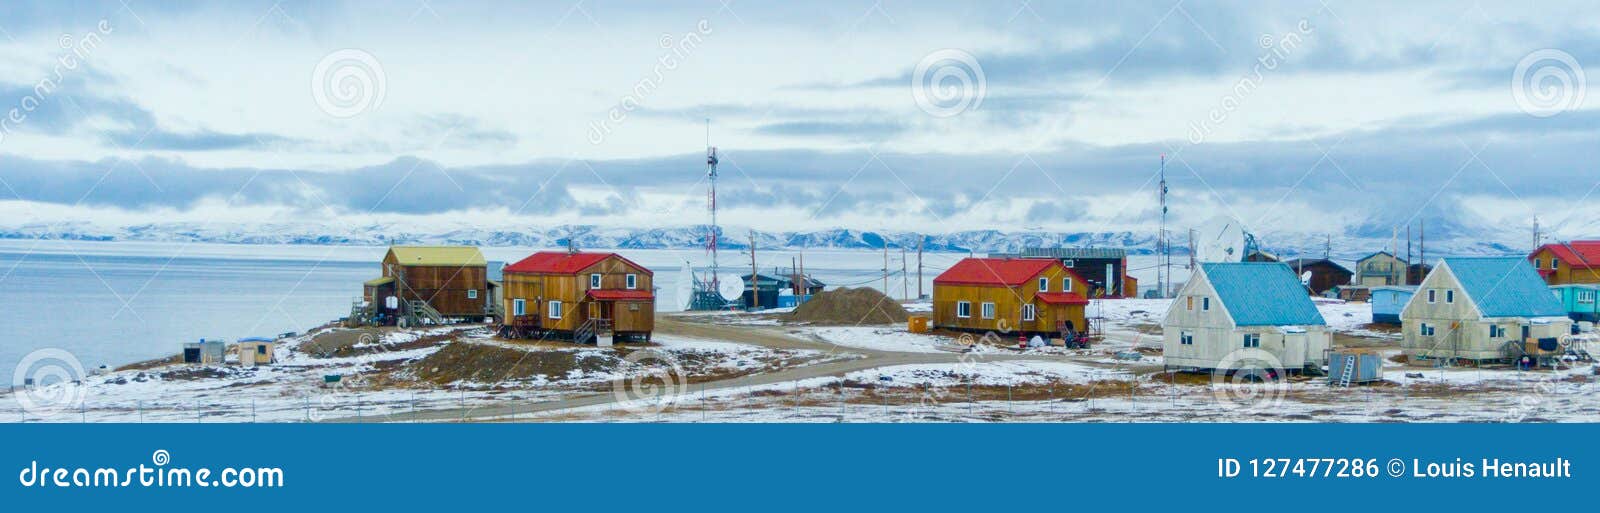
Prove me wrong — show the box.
[1334,332,1396,349]
[404,342,620,385]
[115,355,183,372]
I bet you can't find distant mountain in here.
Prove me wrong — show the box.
[0,221,1525,259]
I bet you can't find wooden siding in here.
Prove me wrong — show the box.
[381,252,488,317]
[501,255,655,335]
[932,266,1087,334]
[1531,247,1600,285]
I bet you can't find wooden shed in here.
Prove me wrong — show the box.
[500,251,655,343]
[372,246,489,322]
[1282,258,1353,296]
[932,258,1090,339]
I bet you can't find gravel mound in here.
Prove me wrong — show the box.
[787,287,910,325]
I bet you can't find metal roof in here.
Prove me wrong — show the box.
[1201,262,1326,327]
[387,246,487,267]
[934,258,1065,286]
[1444,257,1568,318]
[1017,247,1127,259]
[364,276,395,286]
[503,251,651,275]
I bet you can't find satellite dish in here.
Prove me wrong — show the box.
[1195,215,1248,263]
[1300,271,1313,285]
[675,261,694,310]
[717,272,743,302]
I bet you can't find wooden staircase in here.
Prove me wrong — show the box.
[574,318,614,345]
[405,299,447,326]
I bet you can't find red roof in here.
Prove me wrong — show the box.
[934,258,1069,286]
[503,252,652,275]
[1035,292,1089,305]
[1535,242,1600,269]
[587,289,654,301]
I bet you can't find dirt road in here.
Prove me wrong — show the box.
[346,316,1153,422]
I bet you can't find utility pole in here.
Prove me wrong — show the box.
[1533,216,1542,251]
[901,247,909,301]
[1324,234,1331,259]
[916,238,924,299]
[749,229,758,309]
[792,256,799,295]
[1158,155,1170,298]
[883,241,890,295]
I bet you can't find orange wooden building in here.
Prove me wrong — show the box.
[931,258,1090,338]
[1530,242,1600,285]
[499,251,655,343]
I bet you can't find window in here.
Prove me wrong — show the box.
[1552,259,1560,270]
[981,302,996,319]
[1580,290,1596,304]
[1490,325,1505,338]
[256,345,267,355]
[626,274,638,290]
[1022,304,1036,321]
[1242,333,1260,348]
[956,301,971,318]
[1062,278,1072,292]
[548,300,563,319]
[1445,290,1453,304]
[590,274,602,289]
[1186,297,1194,311]
[1427,289,1437,303]
[1419,323,1435,336]
[1038,277,1048,291]
[1202,297,1210,311]
[1062,259,1075,267]
[467,289,478,300]
[1180,331,1193,345]
[513,298,526,316]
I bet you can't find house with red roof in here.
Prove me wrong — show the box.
[499,251,655,343]
[931,257,1090,339]
[1530,241,1600,285]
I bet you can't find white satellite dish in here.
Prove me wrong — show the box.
[717,272,744,302]
[1300,270,1313,285]
[675,261,694,310]
[1194,215,1248,263]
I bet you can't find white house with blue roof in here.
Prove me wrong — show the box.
[1401,257,1572,361]
[1162,262,1331,373]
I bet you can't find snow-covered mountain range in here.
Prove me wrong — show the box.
[0,221,1527,260]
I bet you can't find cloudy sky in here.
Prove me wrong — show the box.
[1,0,1598,246]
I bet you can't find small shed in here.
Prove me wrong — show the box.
[1328,349,1384,384]
[1282,258,1354,296]
[1550,284,1600,322]
[1369,286,1415,324]
[237,337,276,366]
[182,339,228,364]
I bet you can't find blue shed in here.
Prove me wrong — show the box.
[1550,284,1600,322]
[1369,286,1415,324]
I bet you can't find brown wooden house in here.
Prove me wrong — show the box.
[1530,241,1600,285]
[500,251,655,343]
[367,246,489,322]
[1282,257,1353,296]
[931,258,1090,338]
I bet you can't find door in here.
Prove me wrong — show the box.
[1284,333,1307,368]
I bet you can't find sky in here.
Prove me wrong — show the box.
[1,0,1599,248]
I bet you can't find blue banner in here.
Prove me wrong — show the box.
[1,423,1591,511]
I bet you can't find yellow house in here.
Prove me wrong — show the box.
[499,251,655,343]
[931,258,1090,338]
[1530,242,1600,285]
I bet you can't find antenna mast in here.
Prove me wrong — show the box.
[1159,155,1169,297]
[706,119,720,294]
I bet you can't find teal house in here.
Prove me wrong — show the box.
[1550,284,1600,322]
[1369,286,1415,324]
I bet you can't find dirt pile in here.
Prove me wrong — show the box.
[787,287,909,325]
[404,342,620,385]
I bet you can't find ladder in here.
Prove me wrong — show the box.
[1336,354,1356,387]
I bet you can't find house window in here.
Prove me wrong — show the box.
[1180,331,1193,345]
[1445,290,1453,304]
[467,289,478,300]
[1202,297,1210,311]
[1062,278,1072,292]
[513,298,526,316]
[1552,260,1560,270]
[1419,323,1435,337]
[1581,290,1596,304]
[626,274,638,290]
[1186,297,1194,311]
[1062,259,1074,267]
[256,345,267,355]
[956,301,971,318]
[1038,277,1048,291]
[1427,289,1437,303]
[1490,325,1505,338]
[548,300,563,319]
[981,302,996,319]
[1242,333,1260,348]
[590,274,602,289]
[1022,304,1036,321]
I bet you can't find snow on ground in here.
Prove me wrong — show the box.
[847,361,1125,387]
[801,326,962,354]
